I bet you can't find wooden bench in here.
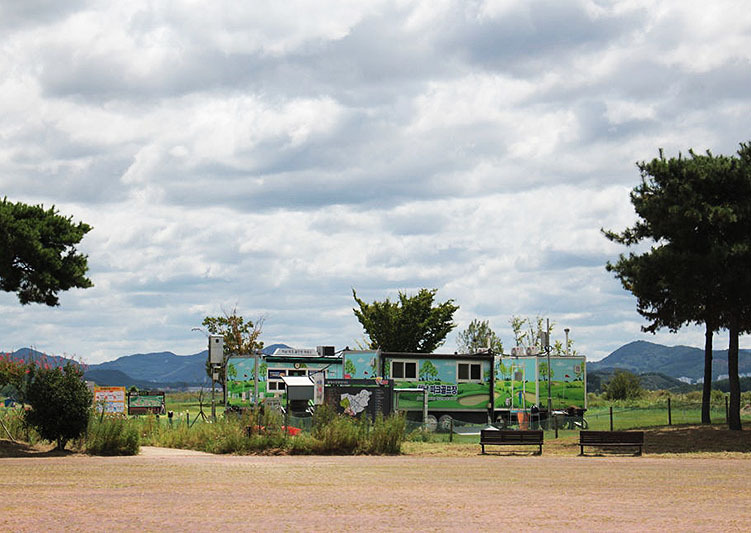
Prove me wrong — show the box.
[480,429,544,455]
[579,430,644,456]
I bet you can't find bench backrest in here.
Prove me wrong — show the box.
[481,430,543,443]
[580,430,644,444]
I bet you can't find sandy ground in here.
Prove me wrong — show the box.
[2,447,751,532]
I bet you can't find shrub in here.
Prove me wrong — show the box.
[85,416,140,455]
[366,413,406,454]
[604,370,643,401]
[24,363,92,450]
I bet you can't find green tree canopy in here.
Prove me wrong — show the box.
[603,370,643,401]
[24,363,92,450]
[352,288,458,353]
[604,144,751,429]
[0,198,92,306]
[456,319,503,354]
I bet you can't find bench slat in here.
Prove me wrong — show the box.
[579,431,644,456]
[480,430,543,455]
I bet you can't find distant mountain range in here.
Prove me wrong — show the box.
[6,340,751,390]
[3,344,291,389]
[589,340,751,381]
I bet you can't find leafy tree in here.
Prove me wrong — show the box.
[352,288,458,353]
[456,319,503,354]
[202,308,264,403]
[604,147,746,427]
[24,363,92,450]
[419,360,439,381]
[0,353,35,402]
[0,198,92,306]
[603,370,643,401]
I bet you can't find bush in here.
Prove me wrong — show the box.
[85,416,140,455]
[24,363,92,450]
[131,405,407,455]
[603,370,643,401]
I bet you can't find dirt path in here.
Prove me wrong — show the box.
[2,452,751,532]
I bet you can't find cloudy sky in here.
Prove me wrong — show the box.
[2,0,750,364]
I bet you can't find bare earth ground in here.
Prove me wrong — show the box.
[2,440,751,533]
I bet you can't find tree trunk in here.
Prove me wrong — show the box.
[728,321,742,431]
[701,326,713,424]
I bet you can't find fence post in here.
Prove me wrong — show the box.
[186,412,190,427]
[726,395,729,423]
[449,418,454,443]
[668,397,672,426]
[554,414,558,439]
[609,406,614,431]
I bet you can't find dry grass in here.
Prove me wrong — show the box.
[404,424,751,457]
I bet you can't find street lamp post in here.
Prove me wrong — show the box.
[544,319,552,430]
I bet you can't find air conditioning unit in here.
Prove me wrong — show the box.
[316,346,335,356]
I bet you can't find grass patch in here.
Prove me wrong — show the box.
[83,415,140,456]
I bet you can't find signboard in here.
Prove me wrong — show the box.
[312,371,325,405]
[94,386,126,414]
[324,379,393,419]
[128,391,166,415]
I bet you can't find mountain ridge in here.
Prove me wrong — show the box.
[8,341,750,388]
[588,340,751,381]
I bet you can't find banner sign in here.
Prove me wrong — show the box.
[94,386,126,414]
[128,390,166,415]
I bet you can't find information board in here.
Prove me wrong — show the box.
[128,391,166,415]
[324,379,393,419]
[94,386,126,414]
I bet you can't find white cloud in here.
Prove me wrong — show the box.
[2,0,751,364]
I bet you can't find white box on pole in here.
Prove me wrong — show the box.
[209,335,224,364]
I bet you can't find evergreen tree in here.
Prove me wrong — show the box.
[352,288,458,353]
[0,198,92,306]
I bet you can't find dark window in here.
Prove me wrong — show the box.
[458,363,481,382]
[392,361,417,380]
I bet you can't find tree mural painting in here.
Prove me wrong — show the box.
[419,360,439,382]
[344,359,356,378]
[538,361,553,383]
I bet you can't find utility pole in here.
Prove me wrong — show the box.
[544,319,552,430]
[253,349,259,408]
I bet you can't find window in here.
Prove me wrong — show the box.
[458,362,482,382]
[391,360,417,380]
[267,368,287,393]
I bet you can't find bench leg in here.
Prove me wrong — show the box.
[481,444,485,454]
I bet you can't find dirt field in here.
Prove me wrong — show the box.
[2,445,751,532]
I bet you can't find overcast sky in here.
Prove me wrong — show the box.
[2,1,750,364]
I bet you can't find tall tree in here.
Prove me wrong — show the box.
[604,146,748,429]
[0,198,92,305]
[456,319,503,354]
[352,288,458,353]
[202,308,264,403]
